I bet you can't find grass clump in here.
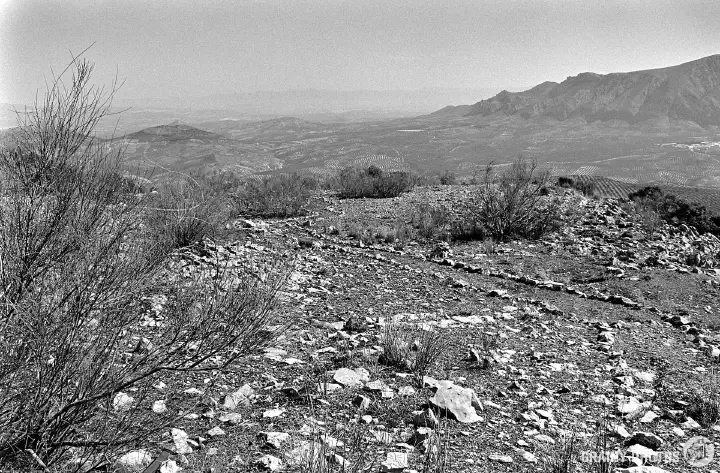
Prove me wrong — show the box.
[337,165,415,199]
[686,369,720,427]
[379,320,446,388]
[145,178,221,250]
[411,203,450,240]
[540,428,581,473]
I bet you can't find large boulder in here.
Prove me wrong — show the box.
[429,383,483,423]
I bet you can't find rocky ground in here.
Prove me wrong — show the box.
[118,186,720,473]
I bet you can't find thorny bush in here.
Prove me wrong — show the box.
[0,55,289,471]
[454,157,562,242]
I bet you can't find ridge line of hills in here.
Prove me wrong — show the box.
[432,54,720,127]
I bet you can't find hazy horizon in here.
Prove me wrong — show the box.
[3,0,720,108]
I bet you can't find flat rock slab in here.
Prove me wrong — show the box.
[333,367,370,387]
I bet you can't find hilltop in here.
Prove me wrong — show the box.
[124,123,226,143]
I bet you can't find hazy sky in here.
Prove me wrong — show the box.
[2,0,720,104]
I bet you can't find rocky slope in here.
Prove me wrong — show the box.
[115,186,720,473]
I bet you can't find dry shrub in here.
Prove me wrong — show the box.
[411,203,450,240]
[0,55,288,471]
[145,178,221,250]
[454,157,562,242]
[337,166,414,199]
[235,173,315,218]
[687,369,720,427]
[379,320,446,387]
[540,428,582,473]
[421,427,452,473]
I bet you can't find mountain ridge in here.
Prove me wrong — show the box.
[436,54,720,127]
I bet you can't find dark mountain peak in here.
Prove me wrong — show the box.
[125,123,224,142]
[459,54,720,127]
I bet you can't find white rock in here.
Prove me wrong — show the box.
[256,454,282,471]
[219,412,243,425]
[259,431,290,449]
[223,385,254,410]
[381,452,408,472]
[429,383,483,423]
[617,397,643,415]
[207,426,226,437]
[488,453,513,463]
[639,411,658,423]
[171,428,192,454]
[263,408,285,418]
[152,400,168,414]
[116,450,152,472]
[113,392,134,411]
[333,367,370,387]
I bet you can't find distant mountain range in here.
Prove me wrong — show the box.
[117,87,522,119]
[434,54,720,128]
[7,55,720,189]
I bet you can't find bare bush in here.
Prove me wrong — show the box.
[411,203,450,240]
[0,56,287,471]
[235,173,315,218]
[454,157,562,242]
[145,178,221,250]
[337,166,415,199]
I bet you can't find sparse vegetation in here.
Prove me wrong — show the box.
[145,178,221,250]
[629,185,720,237]
[452,157,562,241]
[540,428,581,473]
[0,57,287,470]
[438,169,456,186]
[411,203,450,240]
[687,369,720,427]
[235,172,316,218]
[337,166,415,199]
[379,320,446,388]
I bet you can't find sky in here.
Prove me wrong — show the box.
[2,0,720,105]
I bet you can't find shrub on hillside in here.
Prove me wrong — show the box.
[145,178,222,250]
[337,166,414,199]
[557,176,575,188]
[573,180,597,197]
[629,186,720,237]
[438,169,457,185]
[411,202,451,240]
[451,158,562,242]
[235,173,315,218]
[556,176,596,197]
[0,57,287,471]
